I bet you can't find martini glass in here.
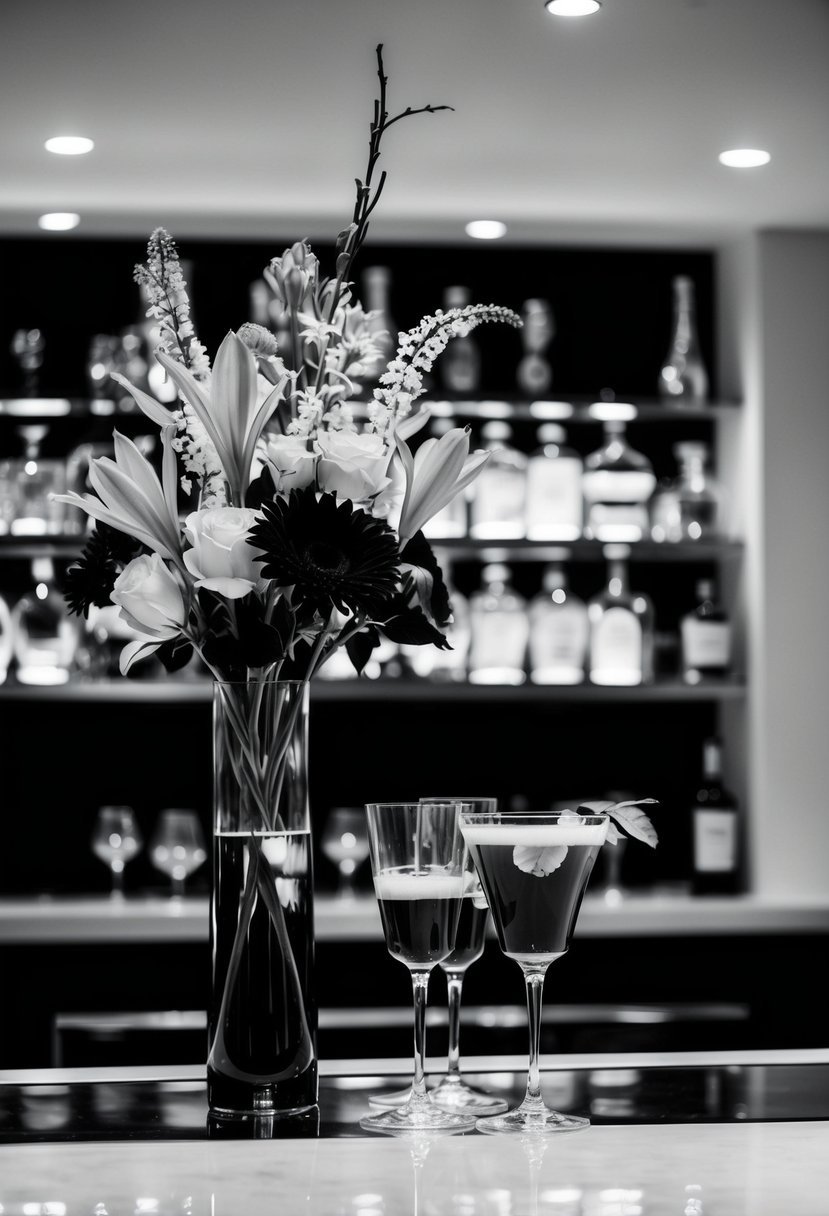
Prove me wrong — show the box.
[460,809,608,1135]
[360,801,476,1136]
[370,796,508,1117]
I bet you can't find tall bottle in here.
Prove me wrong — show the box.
[528,555,588,685]
[469,421,527,539]
[691,738,741,894]
[582,421,656,542]
[680,579,732,684]
[588,544,654,686]
[525,423,583,541]
[658,276,709,407]
[468,564,528,685]
[516,298,554,395]
[673,441,722,541]
[11,558,80,686]
[439,285,481,394]
[422,416,468,539]
[358,265,397,388]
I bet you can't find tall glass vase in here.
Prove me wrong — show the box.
[208,677,318,1118]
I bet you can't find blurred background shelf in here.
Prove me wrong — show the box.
[0,676,747,704]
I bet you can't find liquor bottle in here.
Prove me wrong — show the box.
[588,544,654,686]
[422,416,468,539]
[0,592,12,685]
[658,276,709,407]
[469,420,527,539]
[11,558,80,686]
[468,564,528,685]
[359,265,397,388]
[525,423,583,541]
[673,441,722,541]
[691,738,741,894]
[582,421,656,542]
[516,298,554,395]
[680,579,732,683]
[528,555,588,685]
[649,475,682,543]
[439,285,481,394]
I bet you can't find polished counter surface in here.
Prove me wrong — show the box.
[1,1051,828,1213]
[3,891,829,942]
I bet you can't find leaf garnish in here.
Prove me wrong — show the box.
[513,843,569,877]
[579,799,659,849]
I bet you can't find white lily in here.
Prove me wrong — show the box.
[395,425,490,547]
[55,427,184,566]
[156,330,287,505]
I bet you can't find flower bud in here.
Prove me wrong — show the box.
[237,322,279,358]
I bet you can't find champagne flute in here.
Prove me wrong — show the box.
[91,805,143,898]
[360,801,476,1136]
[149,808,207,897]
[370,796,508,1117]
[320,806,370,898]
[460,808,608,1135]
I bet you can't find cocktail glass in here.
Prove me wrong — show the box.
[370,796,508,1117]
[360,801,476,1136]
[459,809,608,1134]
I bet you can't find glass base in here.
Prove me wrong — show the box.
[476,1106,590,1136]
[431,1074,509,1116]
[360,1099,476,1137]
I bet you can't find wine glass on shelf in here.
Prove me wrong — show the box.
[91,806,143,898]
[320,806,370,899]
[149,808,207,897]
[370,796,508,1117]
[459,808,608,1135]
[360,801,476,1136]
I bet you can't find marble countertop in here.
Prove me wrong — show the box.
[1,1052,829,1214]
[3,891,829,943]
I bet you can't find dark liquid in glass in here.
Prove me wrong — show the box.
[208,831,317,1114]
[467,837,602,964]
[375,869,463,967]
[441,894,488,970]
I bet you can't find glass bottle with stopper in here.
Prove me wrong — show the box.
[439,285,481,394]
[468,563,529,686]
[680,579,732,683]
[11,558,80,686]
[673,441,722,541]
[582,420,656,542]
[588,544,654,686]
[10,328,45,397]
[658,276,709,407]
[516,298,554,396]
[525,422,583,541]
[469,420,527,539]
[10,425,67,537]
[528,553,589,685]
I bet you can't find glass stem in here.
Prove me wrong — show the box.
[445,970,464,1080]
[410,970,431,1105]
[111,866,124,897]
[522,966,549,1111]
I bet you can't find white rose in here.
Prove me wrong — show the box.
[264,434,318,494]
[316,430,391,502]
[111,554,186,639]
[183,507,262,600]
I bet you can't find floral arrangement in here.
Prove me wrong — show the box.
[58,45,521,693]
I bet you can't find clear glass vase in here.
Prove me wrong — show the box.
[208,677,318,1118]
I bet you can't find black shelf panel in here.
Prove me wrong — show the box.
[0,677,747,705]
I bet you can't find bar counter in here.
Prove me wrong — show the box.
[1,1049,827,1212]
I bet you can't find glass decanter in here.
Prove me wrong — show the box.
[10,425,67,537]
[582,420,655,542]
[468,563,528,685]
[588,544,654,686]
[11,558,80,685]
[658,276,709,407]
[673,441,722,541]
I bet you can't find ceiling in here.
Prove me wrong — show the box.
[2,0,828,246]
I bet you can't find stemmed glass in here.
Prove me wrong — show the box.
[360,801,476,1136]
[320,806,370,898]
[370,796,508,1117]
[91,805,143,898]
[149,808,208,897]
[460,808,608,1135]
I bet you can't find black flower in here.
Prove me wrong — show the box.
[250,488,401,617]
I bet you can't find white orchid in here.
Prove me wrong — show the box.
[395,425,490,547]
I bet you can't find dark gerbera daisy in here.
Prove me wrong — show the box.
[249,488,401,618]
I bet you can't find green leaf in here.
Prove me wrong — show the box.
[579,798,659,849]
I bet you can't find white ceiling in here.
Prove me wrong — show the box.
[2,0,828,246]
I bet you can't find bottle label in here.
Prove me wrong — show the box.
[590,608,642,684]
[526,459,583,537]
[681,619,731,669]
[582,470,656,504]
[694,809,737,873]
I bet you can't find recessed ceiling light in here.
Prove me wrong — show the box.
[38,212,81,231]
[544,0,601,15]
[465,220,507,240]
[44,135,94,156]
[718,148,771,168]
